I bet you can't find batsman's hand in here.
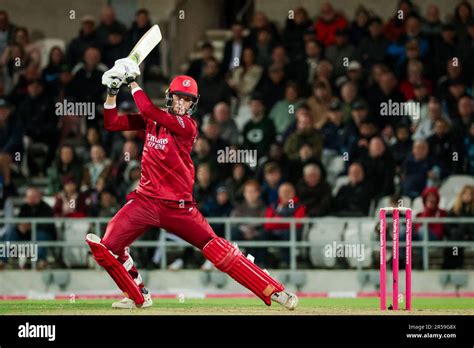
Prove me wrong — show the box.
[113,57,141,83]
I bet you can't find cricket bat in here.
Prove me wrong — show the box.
[128,24,162,64]
[109,24,162,88]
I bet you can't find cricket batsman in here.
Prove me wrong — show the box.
[85,56,298,310]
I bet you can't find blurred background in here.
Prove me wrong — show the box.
[0,0,474,298]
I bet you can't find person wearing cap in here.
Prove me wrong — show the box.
[357,16,389,69]
[95,51,298,310]
[325,27,356,78]
[320,99,345,155]
[0,97,22,203]
[66,15,100,67]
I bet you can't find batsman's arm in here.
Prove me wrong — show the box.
[103,94,146,131]
[129,82,196,140]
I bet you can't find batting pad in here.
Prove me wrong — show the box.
[202,237,285,305]
[86,234,145,306]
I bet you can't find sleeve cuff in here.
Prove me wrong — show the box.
[104,103,116,109]
[131,87,142,95]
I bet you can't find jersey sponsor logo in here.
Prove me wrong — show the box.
[176,116,185,128]
[147,133,169,150]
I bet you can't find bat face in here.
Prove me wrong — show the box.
[128,24,162,65]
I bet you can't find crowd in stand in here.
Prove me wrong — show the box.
[0,1,474,269]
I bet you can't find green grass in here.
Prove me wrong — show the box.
[1,297,473,315]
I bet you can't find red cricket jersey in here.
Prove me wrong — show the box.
[104,87,198,202]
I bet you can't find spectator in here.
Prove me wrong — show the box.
[390,125,413,169]
[256,142,291,181]
[247,12,279,50]
[343,100,371,154]
[462,121,474,174]
[282,7,313,63]
[230,179,267,266]
[321,100,346,155]
[383,0,417,42]
[284,105,323,160]
[191,137,218,177]
[360,137,396,200]
[313,2,348,47]
[202,185,233,237]
[16,79,58,173]
[242,95,276,157]
[333,162,371,216]
[387,15,429,69]
[339,81,360,123]
[452,95,474,140]
[96,187,120,217]
[263,182,306,267]
[221,22,249,74]
[228,47,263,104]
[459,19,474,80]
[432,24,459,80]
[255,63,286,111]
[453,1,473,43]
[399,59,432,100]
[0,97,22,201]
[349,6,370,45]
[413,96,449,140]
[293,39,323,95]
[187,42,215,80]
[125,9,160,79]
[261,162,283,205]
[269,82,304,136]
[2,187,56,269]
[53,177,88,217]
[288,143,326,185]
[296,163,332,217]
[426,118,459,175]
[112,140,140,198]
[358,17,389,70]
[414,186,447,241]
[1,26,40,68]
[209,102,239,146]
[224,163,249,205]
[325,28,356,78]
[0,10,16,56]
[82,145,112,191]
[66,15,100,67]
[41,46,70,98]
[400,140,435,199]
[198,57,232,118]
[47,144,83,195]
[307,79,337,129]
[67,47,107,104]
[254,28,274,67]
[96,6,127,50]
[193,163,216,211]
[445,185,474,268]
[422,5,442,39]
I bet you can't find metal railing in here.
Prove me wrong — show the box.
[1,217,474,271]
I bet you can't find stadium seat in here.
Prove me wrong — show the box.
[439,175,474,206]
[343,221,376,268]
[36,38,66,69]
[332,175,349,196]
[62,221,90,268]
[325,155,346,186]
[308,219,345,268]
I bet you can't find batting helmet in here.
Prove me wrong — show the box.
[165,75,200,115]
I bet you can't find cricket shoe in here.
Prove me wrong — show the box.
[112,288,153,309]
[271,291,299,310]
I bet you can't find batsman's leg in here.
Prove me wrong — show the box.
[86,193,156,308]
[160,202,298,310]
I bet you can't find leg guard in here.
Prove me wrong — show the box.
[202,237,284,306]
[86,234,145,306]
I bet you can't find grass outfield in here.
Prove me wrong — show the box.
[1,298,474,315]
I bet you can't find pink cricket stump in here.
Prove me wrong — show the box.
[405,209,412,310]
[392,209,399,310]
[379,209,386,310]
